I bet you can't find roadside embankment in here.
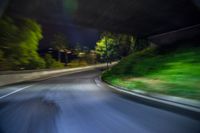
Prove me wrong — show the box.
[102,44,200,101]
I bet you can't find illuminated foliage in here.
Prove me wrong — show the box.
[95,35,118,62]
[0,16,45,70]
[95,32,136,62]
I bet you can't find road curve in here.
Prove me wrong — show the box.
[0,69,199,133]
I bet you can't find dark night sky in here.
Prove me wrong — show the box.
[2,0,200,46]
[1,0,100,49]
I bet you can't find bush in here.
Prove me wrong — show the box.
[67,60,88,68]
[44,54,65,69]
[26,57,46,69]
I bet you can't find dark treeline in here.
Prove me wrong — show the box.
[0,16,98,71]
[0,16,151,71]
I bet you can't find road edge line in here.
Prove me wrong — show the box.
[0,85,34,99]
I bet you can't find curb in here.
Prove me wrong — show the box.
[98,76,200,121]
[0,62,119,87]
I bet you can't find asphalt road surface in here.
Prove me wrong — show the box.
[0,69,199,133]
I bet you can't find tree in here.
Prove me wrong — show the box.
[95,32,125,62]
[134,38,150,52]
[117,34,135,57]
[95,32,138,63]
[0,16,45,70]
[51,33,69,63]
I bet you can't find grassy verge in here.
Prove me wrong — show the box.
[67,60,89,68]
[102,44,200,101]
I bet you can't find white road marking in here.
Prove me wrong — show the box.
[0,85,34,99]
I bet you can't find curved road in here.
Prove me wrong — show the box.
[0,69,199,133]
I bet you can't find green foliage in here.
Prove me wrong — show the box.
[95,36,117,61]
[95,37,106,60]
[103,45,200,100]
[95,32,136,62]
[117,34,136,56]
[50,61,65,69]
[44,54,65,69]
[0,16,45,70]
[67,59,88,68]
[95,33,118,62]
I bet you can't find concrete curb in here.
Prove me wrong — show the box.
[0,62,118,87]
[98,76,200,120]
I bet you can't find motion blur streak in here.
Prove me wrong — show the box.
[0,70,200,133]
[0,0,8,16]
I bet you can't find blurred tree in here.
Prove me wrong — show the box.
[95,32,140,61]
[51,33,69,63]
[44,54,64,69]
[95,32,136,62]
[117,34,136,57]
[95,37,106,62]
[95,35,118,62]
[134,38,150,51]
[0,16,45,70]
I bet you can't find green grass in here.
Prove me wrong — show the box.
[102,44,200,100]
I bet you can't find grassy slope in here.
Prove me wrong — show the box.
[102,44,200,100]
